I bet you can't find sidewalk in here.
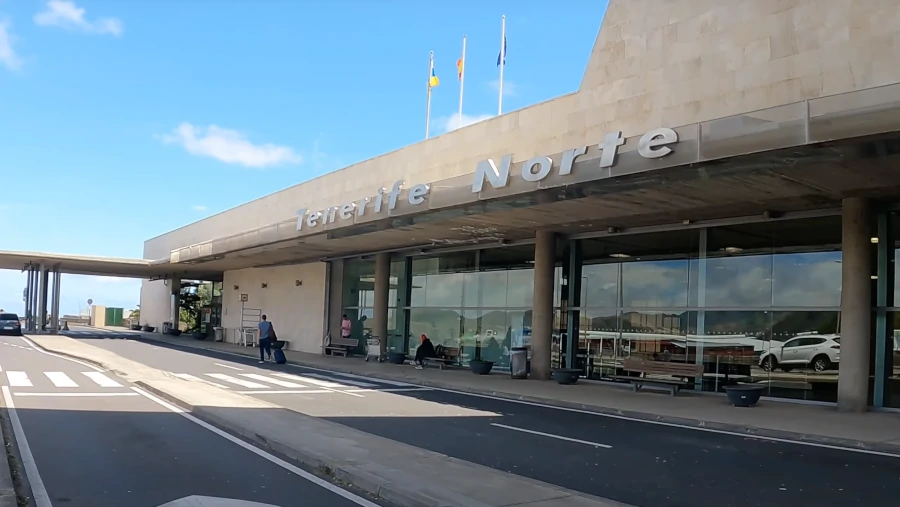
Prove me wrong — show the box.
[133,330,900,453]
[26,333,629,507]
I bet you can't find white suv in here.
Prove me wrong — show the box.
[759,334,840,373]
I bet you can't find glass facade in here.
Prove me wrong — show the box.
[570,218,845,402]
[404,246,563,369]
[332,211,900,407]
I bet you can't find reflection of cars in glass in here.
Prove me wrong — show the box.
[759,335,840,372]
[0,313,22,336]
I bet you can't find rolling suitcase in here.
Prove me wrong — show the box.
[273,348,287,364]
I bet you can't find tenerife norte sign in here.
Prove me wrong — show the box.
[296,127,679,231]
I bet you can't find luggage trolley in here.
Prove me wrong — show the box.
[365,333,385,362]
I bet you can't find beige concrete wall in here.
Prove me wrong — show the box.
[90,305,106,327]
[144,0,900,263]
[139,279,171,331]
[221,263,327,354]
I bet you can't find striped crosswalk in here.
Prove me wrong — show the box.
[4,370,124,389]
[169,369,421,396]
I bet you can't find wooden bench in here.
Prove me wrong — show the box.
[611,358,704,397]
[325,335,359,357]
[422,346,461,370]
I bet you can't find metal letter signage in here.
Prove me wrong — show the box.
[296,126,679,231]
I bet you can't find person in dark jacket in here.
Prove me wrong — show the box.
[414,334,436,369]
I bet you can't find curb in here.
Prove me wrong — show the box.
[0,411,17,507]
[131,381,475,507]
[139,336,900,457]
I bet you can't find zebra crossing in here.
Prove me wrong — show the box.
[3,370,124,389]
[170,370,428,396]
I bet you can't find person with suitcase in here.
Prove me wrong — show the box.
[257,315,275,363]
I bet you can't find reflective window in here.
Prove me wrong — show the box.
[581,263,619,307]
[703,254,772,307]
[621,260,690,308]
[772,251,842,307]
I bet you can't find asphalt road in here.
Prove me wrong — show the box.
[73,331,900,507]
[0,334,385,507]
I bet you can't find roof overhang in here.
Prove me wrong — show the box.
[0,251,223,280]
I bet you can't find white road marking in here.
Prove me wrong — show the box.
[2,386,52,507]
[172,373,231,389]
[82,371,123,388]
[238,389,331,395]
[0,363,3,371]
[213,363,243,371]
[274,373,347,388]
[131,386,382,507]
[14,392,139,397]
[45,372,78,388]
[305,373,377,387]
[491,423,612,448]
[206,373,268,389]
[330,370,415,387]
[270,373,364,397]
[240,373,306,388]
[7,371,32,387]
[347,387,431,393]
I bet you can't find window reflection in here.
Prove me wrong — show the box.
[621,260,690,308]
[704,255,772,307]
[772,251,842,307]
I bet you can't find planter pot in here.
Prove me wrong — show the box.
[166,329,182,337]
[191,332,207,341]
[387,352,407,364]
[142,326,155,333]
[552,368,581,385]
[130,324,142,331]
[724,385,765,407]
[470,360,494,375]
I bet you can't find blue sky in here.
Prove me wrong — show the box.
[0,0,608,316]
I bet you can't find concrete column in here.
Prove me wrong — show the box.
[531,231,556,380]
[327,260,345,350]
[23,267,32,332]
[50,267,61,333]
[36,262,47,333]
[837,197,873,413]
[40,268,49,330]
[373,253,391,355]
[170,278,181,331]
[30,267,38,332]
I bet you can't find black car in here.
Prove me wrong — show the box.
[0,313,22,336]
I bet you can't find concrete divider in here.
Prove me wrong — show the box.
[26,334,631,507]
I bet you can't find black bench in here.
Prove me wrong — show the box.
[325,335,358,357]
[611,358,704,397]
[422,346,460,370]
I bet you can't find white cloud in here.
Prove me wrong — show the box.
[434,113,493,134]
[34,1,123,36]
[488,79,518,97]
[162,123,303,168]
[0,20,22,71]
[191,205,207,212]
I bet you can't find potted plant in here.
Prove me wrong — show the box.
[130,323,142,331]
[469,350,494,375]
[723,384,765,407]
[552,368,581,385]
[141,324,156,332]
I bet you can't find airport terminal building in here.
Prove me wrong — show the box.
[7,0,900,412]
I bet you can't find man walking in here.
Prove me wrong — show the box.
[258,314,274,363]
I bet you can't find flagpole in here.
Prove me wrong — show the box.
[426,51,433,139]
[498,15,506,115]
[458,35,466,129]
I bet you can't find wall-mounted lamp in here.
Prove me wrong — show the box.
[261,283,268,289]
[233,285,239,290]
[295,280,302,286]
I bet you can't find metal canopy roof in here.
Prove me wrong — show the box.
[0,251,224,280]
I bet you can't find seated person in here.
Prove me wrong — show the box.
[413,334,436,369]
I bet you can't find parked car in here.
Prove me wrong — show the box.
[759,334,840,372]
[0,313,22,336]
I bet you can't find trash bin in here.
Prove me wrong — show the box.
[213,326,224,342]
[510,347,528,379]
[162,321,173,334]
